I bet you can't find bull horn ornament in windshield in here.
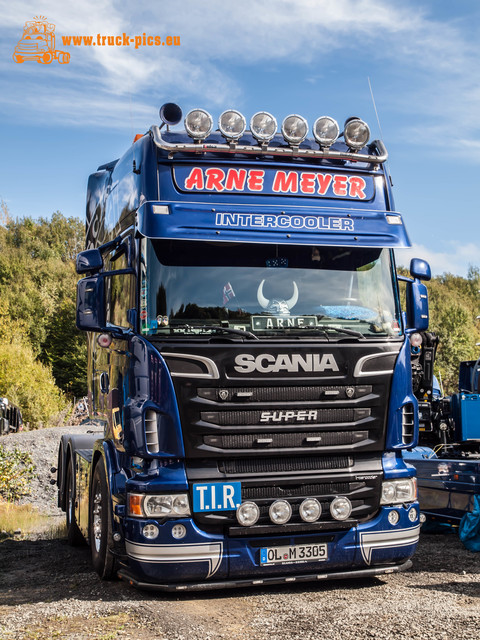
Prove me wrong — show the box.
[257,280,299,316]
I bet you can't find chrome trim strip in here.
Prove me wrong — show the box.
[353,351,398,378]
[359,524,420,565]
[150,125,388,165]
[162,352,220,379]
[125,540,223,579]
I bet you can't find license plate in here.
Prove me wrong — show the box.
[192,481,242,512]
[260,543,328,565]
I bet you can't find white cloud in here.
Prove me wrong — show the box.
[396,242,480,278]
[1,0,480,150]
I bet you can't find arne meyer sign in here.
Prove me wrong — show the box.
[173,166,375,200]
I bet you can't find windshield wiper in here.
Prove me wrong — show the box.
[323,326,365,339]
[170,324,259,340]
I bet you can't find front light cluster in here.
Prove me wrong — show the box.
[236,496,352,527]
[380,478,417,505]
[128,493,191,518]
[182,106,370,150]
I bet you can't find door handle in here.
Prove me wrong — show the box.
[100,372,109,394]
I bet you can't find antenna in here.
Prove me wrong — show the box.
[368,77,392,183]
[368,76,384,141]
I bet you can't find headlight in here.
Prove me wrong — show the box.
[281,114,308,144]
[219,109,246,140]
[269,500,292,524]
[313,116,339,147]
[184,108,213,140]
[299,498,322,523]
[380,478,417,505]
[330,496,352,521]
[250,111,277,142]
[343,117,370,149]
[127,493,191,518]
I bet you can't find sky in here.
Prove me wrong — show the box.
[0,0,479,277]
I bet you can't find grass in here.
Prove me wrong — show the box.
[0,501,65,538]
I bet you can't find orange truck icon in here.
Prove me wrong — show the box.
[13,16,70,64]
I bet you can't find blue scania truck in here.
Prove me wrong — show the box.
[57,104,431,591]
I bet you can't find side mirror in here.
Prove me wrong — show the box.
[76,249,103,275]
[406,279,429,331]
[76,276,106,331]
[410,258,431,281]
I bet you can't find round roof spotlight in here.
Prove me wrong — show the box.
[250,111,277,143]
[219,109,246,141]
[343,117,370,150]
[184,108,213,140]
[281,114,308,145]
[313,116,340,148]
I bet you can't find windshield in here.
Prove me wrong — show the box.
[140,240,402,339]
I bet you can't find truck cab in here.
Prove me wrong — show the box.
[58,104,431,590]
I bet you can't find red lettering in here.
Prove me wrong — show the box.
[247,170,265,191]
[316,173,333,195]
[225,168,247,191]
[333,175,348,196]
[300,172,316,194]
[205,168,225,191]
[272,171,298,193]
[348,176,367,200]
[184,167,204,190]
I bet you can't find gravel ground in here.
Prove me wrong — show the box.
[1,427,479,640]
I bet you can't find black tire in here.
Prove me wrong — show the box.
[89,460,116,579]
[66,459,84,546]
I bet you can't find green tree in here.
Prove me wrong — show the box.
[0,212,86,402]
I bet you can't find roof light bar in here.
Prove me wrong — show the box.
[281,114,308,145]
[343,117,370,150]
[218,109,246,141]
[250,111,277,143]
[184,108,213,141]
[150,105,387,163]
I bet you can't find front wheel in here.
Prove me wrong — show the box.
[89,460,117,579]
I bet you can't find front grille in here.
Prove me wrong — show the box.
[242,482,353,500]
[192,474,383,531]
[220,455,352,475]
[201,408,371,426]
[204,430,369,449]
[198,384,372,403]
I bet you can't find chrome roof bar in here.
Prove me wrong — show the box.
[149,125,388,165]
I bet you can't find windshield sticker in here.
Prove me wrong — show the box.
[214,212,354,231]
[257,279,298,315]
[174,166,374,200]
